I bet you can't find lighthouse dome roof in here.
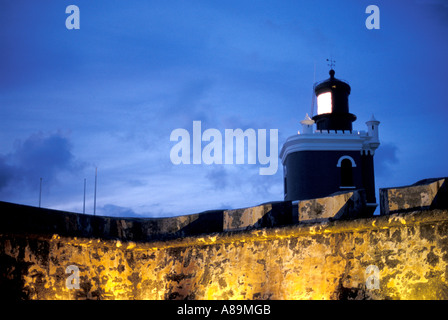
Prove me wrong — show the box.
[314,69,351,95]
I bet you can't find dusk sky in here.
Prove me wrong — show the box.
[1,0,447,217]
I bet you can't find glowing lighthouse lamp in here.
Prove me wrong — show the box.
[317,91,332,115]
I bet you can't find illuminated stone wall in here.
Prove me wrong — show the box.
[1,205,448,300]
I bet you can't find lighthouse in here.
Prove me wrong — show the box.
[279,68,380,214]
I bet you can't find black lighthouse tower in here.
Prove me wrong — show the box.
[279,68,380,214]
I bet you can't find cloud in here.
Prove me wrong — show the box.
[414,0,448,7]
[0,157,14,190]
[98,204,141,218]
[205,166,228,190]
[413,0,448,24]
[374,143,399,177]
[0,132,86,195]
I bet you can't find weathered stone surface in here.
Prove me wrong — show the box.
[298,189,367,223]
[1,203,448,300]
[380,177,447,215]
[223,201,292,231]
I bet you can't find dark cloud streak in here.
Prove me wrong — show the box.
[0,132,86,196]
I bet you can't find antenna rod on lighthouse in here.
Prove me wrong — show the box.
[311,61,316,117]
[94,168,97,216]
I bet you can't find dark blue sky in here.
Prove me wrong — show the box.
[1,0,447,217]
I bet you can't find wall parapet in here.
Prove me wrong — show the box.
[380,177,447,215]
[0,191,364,243]
[1,177,447,244]
[98,208,448,251]
[2,203,447,250]
[0,201,225,242]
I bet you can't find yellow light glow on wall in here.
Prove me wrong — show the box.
[5,207,448,300]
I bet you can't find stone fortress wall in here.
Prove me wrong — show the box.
[0,177,447,300]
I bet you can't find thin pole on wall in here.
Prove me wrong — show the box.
[39,178,42,208]
[94,168,97,216]
[83,178,86,214]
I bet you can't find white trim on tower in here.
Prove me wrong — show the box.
[336,155,357,167]
[279,130,368,164]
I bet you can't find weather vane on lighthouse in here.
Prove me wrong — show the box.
[326,58,336,70]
